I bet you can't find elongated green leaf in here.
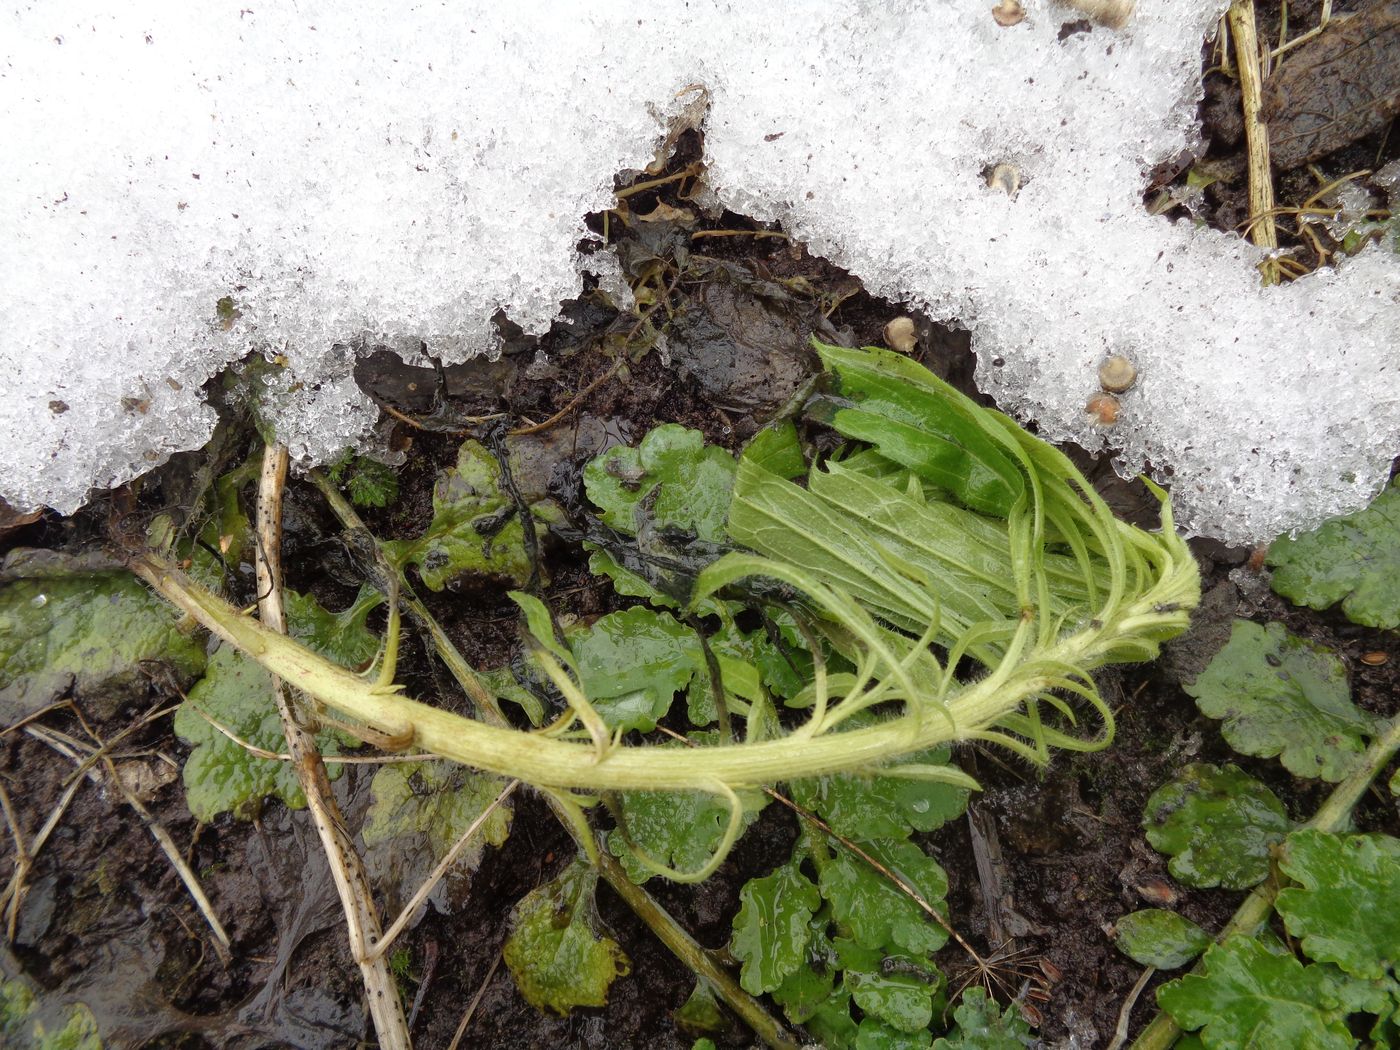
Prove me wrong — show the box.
[1277,829,1400,981]
[742,420,807,480]
[503,861,630,1015]
[1142,763,1290,890]
[1185,621,1373,782]
[813,342,1024,517]
[731,860,821,995]
[1267,479,1400,628]
[819,839,949,955]
[1113,908,1211,969]
[1156,938,1366,1049]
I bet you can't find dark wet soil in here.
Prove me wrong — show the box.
[3,10,1399,1047]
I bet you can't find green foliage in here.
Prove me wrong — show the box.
[789,746,970,840]
[328,453,399,509]
[570,606,701,733]
[382,439,551,591]
[1112,908,1211,970]
[818,839,950,955]
[584,423,736,541]
[1156,937,1392,1049]
[1142,763,1290,889]
[930,987,1033,1048]
[731,859,822,995]
[0,981,102,1050]
[835,938,943,1034]
[607,786,764,885]
[1266,478,1400,628]
[0,551,206,721]
[1185,620,1374,782]
[503,861,631,1015]
[1277,829,1400,982]
[361,767,515,907]
[172,588,379,820]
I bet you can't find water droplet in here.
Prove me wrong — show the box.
[30,593,48,608]
[910,798,930,813]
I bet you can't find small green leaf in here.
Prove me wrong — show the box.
[478,666,547,727]
[1113,909,1211,969]
[856,1018,934,1050]
[773,949,837,1024]
[336,455,399,508]
[675,981,727,1038]
[0,554,207,721]
[731,860,821,995]
[584,424,736,542]
[502,860,630,1015]
[361,761,513,910]
[820,839,950,955]
[383,439,549,591]
[1277,829,1400,981]
[607,787,761,884]
[1267,479,1400,628]
[791,748,970,840]
[173,590,374,821]
[742,421,807,480]
[836,938,941,1033]
[805,987,861,1049]
[1156,938,1362,1049]
[1185,620,1373,782]
[570,606,701,732]
[931,987,1033,1048]
[1142,763,1290,890]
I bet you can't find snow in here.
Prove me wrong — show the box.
[2,1,1398,545]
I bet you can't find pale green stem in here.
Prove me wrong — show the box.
[1130,714,1400,1050]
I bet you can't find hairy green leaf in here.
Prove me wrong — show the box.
[732,860,821,995]
[813,342,1024,517]
[503,861,630,1015]
[930,987,1033,1049]
[329,453,399,509]
[819,839,949,955]
[1277,829,1400,981]
[1142,763,1290,889]
[1185,620,1373,782]
[0,551,207,721]
[173,589,376,821]
[1113,908,1211,969]
[584,423,736,541]
[1267,479,1400,628]
[1156,938,1367,1049]
[383,439,550,591]
[571,606,701,732]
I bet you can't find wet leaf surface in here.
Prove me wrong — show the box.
[818,839,950,956]
[1266,479,1400,628]
[1156,937,1374,1049]
[789,748,970,840]
[0,550,206,722]
[1142,762,1290,889]
[1113,908,1212,969]
[835,939,940,1033]
[929,987,1033,1048]
[731,859,822,995]
[607,786,764,884]
[1184,620,1373,781]
[502,860,631,1015]
[1277,829,1400,981]
[570,606,701,732]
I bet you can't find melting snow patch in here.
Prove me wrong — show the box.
[2,1,1397,544]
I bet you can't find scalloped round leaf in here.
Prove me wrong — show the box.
[930,987,1033,1049]
[1112,908,1211,969]
[731,859,821,995]
[583,423,736,541]
[819,839,949,956]
[1277,829,1400,981]
[607,787,762,884]
[835,938,941,1034]
[1156,937,1364,1049]
[503,862,630,1016]
[570,606,702,732]
[790,749,970,840]
[1142,763,1290,889]
[1184,620,1372,782]
[1267,479,1400,628]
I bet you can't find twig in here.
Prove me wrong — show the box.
[447,949,504,1050]
[1227,0,1280,276]
[255,444,411,1050]
[508,359,622,437]
[1107,967,1155,1050]
[371,779,520,961]
[0,782,31,941]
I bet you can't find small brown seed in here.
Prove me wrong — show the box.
[1360,651,1389,666]
[883,316,918,354]
[991,0,1026,27]
[1086,392,1120,426]
[1098,354,1137,393]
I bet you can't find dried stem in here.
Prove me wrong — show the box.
[1227,0,1280,278]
